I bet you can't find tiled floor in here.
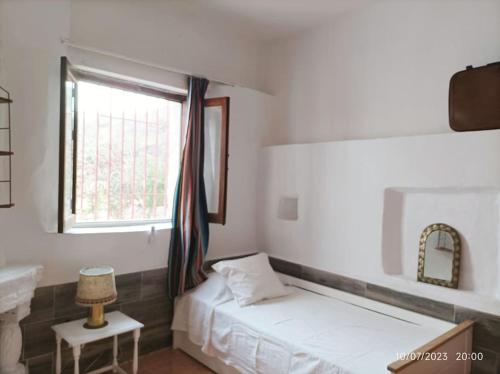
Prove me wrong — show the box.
[119,348,214,374]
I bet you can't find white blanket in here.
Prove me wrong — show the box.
[172,274,449,374]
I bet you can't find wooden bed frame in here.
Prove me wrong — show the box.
[173,273,474,374]
[387,320,474,374]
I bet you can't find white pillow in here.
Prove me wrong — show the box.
[212,253,290,306]
[171,272,233,333]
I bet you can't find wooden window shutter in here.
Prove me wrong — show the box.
[57,56,78,233]
[204,97,229,225]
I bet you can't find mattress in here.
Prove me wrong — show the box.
[172,273,451,374]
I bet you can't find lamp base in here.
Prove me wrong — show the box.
[83,304,107,329]
[83,320,108,329]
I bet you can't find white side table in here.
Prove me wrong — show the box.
[51,311,144,374]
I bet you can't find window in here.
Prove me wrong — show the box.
[58,57,230,232]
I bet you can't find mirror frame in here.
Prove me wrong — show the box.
[417,223,461,289]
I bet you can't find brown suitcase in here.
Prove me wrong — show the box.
[449,62,500,131]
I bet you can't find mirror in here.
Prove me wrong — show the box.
[417,223,461,288]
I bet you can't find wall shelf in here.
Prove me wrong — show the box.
[0,86,13,208]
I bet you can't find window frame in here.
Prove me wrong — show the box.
[58,58,230,232]
[73,70,187,104]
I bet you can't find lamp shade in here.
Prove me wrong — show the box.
[75,266,117,306]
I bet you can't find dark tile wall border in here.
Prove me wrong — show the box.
[365,283,455,321]
[267,256,500,374]
[21,267,171,373]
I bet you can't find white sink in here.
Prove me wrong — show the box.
[0,265,43,374]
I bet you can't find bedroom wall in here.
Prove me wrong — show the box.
[69,0,264,92]
[257,131,500,315]
[0,0,271,286]
[259,0,500,145]
[256,0,500,315]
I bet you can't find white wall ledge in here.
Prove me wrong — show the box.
[67,222,172,235]
[364,273,500,316]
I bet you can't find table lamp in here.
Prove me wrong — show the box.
[75,266,117,329]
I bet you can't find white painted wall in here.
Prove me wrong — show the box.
[69,0,264,92]
[260,0,500,145]
[257,131,500,314]
[255,0,500,315]
[0,0,271,286]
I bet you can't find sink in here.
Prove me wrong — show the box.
[0,265,43,374]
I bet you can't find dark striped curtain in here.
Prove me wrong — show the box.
[168,77,210,299]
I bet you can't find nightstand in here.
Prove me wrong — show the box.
[51,311,144,374]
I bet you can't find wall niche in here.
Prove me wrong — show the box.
[382,187,500,299]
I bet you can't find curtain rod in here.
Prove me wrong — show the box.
[60,38,236,88]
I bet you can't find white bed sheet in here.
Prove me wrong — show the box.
[172,276,450,374]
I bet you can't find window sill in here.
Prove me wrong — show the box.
[66,222,173,234]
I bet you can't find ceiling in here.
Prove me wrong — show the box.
[182,0,372,42]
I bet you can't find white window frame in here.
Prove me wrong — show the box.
[58,58,186,233]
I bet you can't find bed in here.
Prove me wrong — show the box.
[172,272,473,374]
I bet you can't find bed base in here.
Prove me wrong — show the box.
[174,273,474,374]
[173,331,239,374]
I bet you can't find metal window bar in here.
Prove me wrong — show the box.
[143,112,148,219]
[94,112,100,220]
[80,112,86,212]
[164,104,170,218]
[120,112,125,218]
[107,111,112,219]
[131,108,137,220]
[152,108,160,217]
